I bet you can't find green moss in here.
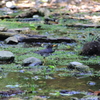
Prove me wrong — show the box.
[0,11,100,72]
[0,20,29,29]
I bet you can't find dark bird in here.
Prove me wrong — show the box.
[34,44,57,57]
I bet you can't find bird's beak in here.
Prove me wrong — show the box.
[53,44,57,47]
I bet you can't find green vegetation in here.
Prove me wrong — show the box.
[0,16,100,69]
[0,20,29,29]
[0,4,100,100]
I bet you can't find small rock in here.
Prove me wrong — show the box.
[4,36,18,44]
[0,51,14,63]
[0,27,8,32]
[67,61,90,72]
[39,8,50,17]
[22,57,42,66]
[10,28,31,33]
[87,81,96,86]
[33,15,39,18]
[6,1,16,8]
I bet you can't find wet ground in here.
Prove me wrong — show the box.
[0,63,99,100]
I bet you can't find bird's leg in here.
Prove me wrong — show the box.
[43,56,46,65]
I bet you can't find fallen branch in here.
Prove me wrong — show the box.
[21,37,76,43]
[66,23,100,28]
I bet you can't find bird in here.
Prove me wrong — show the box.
[34,44,57,57]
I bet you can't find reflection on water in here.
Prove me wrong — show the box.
[0,71,99,99]
[44,76,100,91]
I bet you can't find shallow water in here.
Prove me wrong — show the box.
[0,65,99,100]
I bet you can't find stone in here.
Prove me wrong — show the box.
[0,51,14,63]
[4,36,18,44]
[33,15,39,18]
[22,57,42,67]
[38,8,50,17]
[12,28,30,33]
[0,31,17,40]
[14,34,28,42]
[15,8,38,18]
[0,27,8,32]
[81,41,100,56]
[32,96,47,100]
[6,1,16,8]
[67,61,90,72]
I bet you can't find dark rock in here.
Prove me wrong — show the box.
[81,41,100,56]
